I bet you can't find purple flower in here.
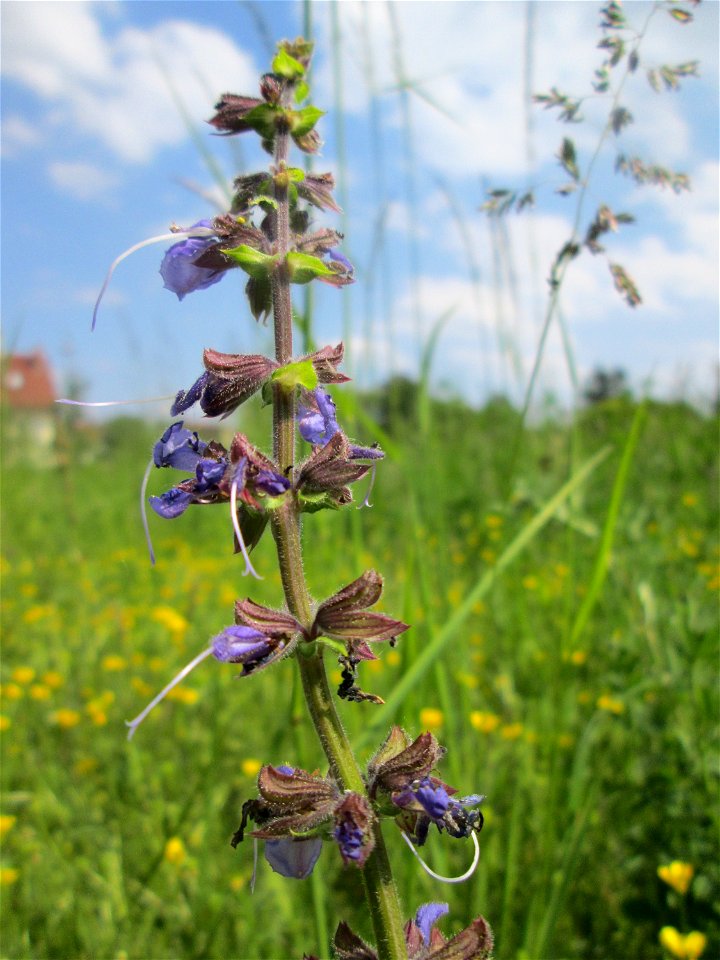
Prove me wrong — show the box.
[333,819,364,862]
[264,837,323,880]
[149,487,194,519]
[153,422,207,471]
[171,372,209,416]
[160,220,225,300]
[298,388,340,445]
[414,779,451,820]
[193,458,227,495]
[254,468,291,497]
[326,248,354,275]
[415,903,450,945]
[211,625,276,666]
[297,388,384,505]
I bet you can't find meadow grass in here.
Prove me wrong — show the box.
[1,394,717,959]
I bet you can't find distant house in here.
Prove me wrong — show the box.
[2,351,58,457]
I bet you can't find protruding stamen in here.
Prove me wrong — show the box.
[57,396,174,407]
[91,228,215,331]
[140,456,156,566]
[358,461,378,510]
[230,475,263,580]
[250,838,259,894]
[125,645,214,741]
[400,830,481,884]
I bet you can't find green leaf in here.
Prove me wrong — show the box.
[291,106,325,137]
[294,80,310,104]
[286,167,306,183]
[250,194,278,210]
[298,491,343,513]
[270,359,318,392]
[221,244,278,279]
[272,47,306,79]
[242,103,279,140]
[285,251,336,285]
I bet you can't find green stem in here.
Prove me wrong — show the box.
[267,76,406,960]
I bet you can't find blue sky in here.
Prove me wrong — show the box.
[2,0,718,416]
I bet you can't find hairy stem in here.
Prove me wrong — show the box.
[267,85,406,960]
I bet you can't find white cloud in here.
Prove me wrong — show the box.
[315,0,717,181]
[1,115,41,156]
[1,2,259,163]
[48,160,120,200]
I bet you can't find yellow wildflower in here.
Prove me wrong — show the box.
[684,933,708,959]
[11,666,35,685]
[597,694,624,715]
[166,687,199,705]
[131,678,152,697]
[386,650,401,667]
[447,583,463,606]
[470,711,500,734]
[0,716,10,731]
[0,815,17,838]
[456,671,478,689]
[419,708,444,731]
[658,861,694,896]
[501,722,524,740]
[42,671,64,689]
[2,683,23,700]
[659,926,707,959]
[87,706,107,726]
[22,605,54,624]
[102,655,127,672]
[522,575,538,591]
[30,684,51,701]
[50,709,81,729]
[558,734,575,749]
[241,758,262,778]
[570,650,587,666]
[681,492,698,508]
[0,868,19,886]
[20,583,37,598]
[152,606,189,636]
[73,757,98,776]
[219,584,237,605]
[229,873,246,892]
[484,514,503,529]
[164,837,186,866]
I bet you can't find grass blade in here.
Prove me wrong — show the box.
[352,444,613,751]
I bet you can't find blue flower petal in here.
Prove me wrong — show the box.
[264,837,323,880]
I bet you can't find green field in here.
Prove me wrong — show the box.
[1,394,718,959]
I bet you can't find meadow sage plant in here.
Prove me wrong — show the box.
[95,39,493,960]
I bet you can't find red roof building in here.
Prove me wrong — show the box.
[2,351,57,408]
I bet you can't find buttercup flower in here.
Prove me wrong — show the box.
[658,860,694,896]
